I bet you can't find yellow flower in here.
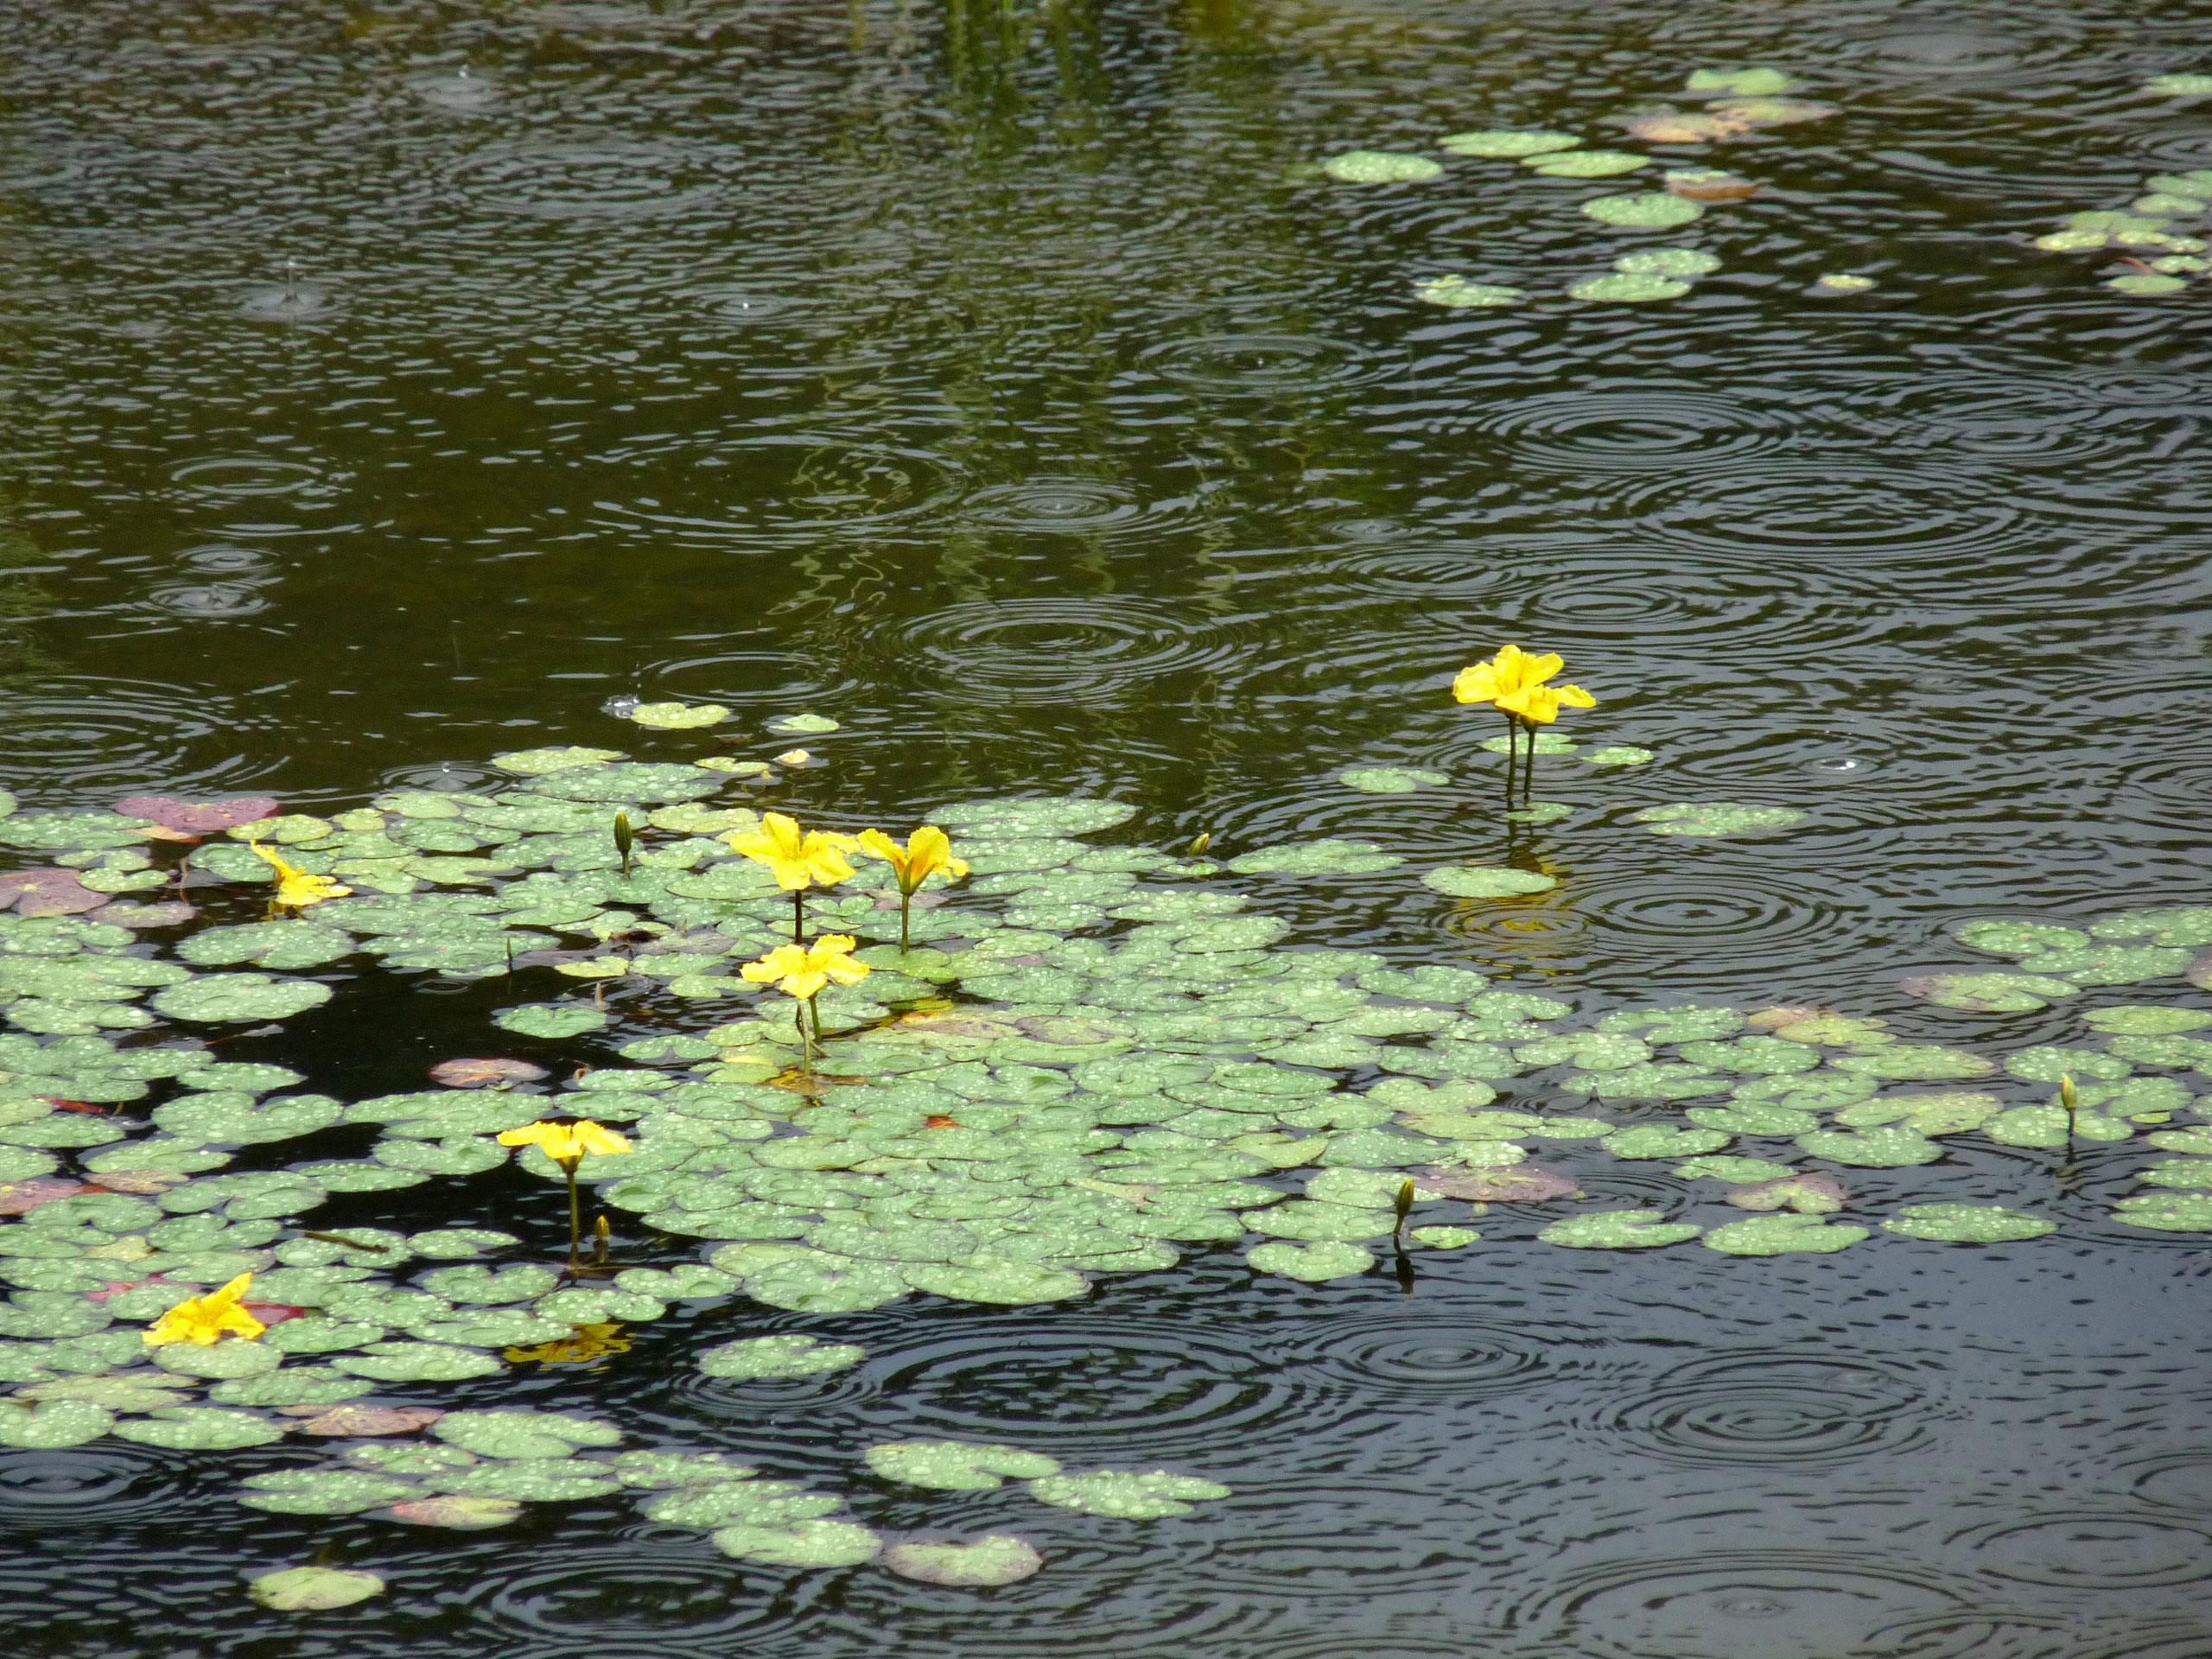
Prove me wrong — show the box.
[1452,645,1597,725]
[496,1118,632,1165]
[249,839,352,908]
[741,934,870,1001]
[723,812,859,893]
[856,825,968,896]
[504,1322,632,1366]
[143,1272,266,1347]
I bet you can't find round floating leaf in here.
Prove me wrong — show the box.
[611,1451,760,1489]
[1411,277,1528,308]
[1247,1240,1371,1281]
[715,1518,882,1567]
[1724,1174,1849,1213]
[429,1458,621,1501]
[493,747,626,773]
[1955,919,2088,957]
[151,976,332,1024]
[331,1342,502,1382]
[937,798,1135,837]
[386,1495,524,1529]
[646,1482,842,1527]
[0,1397,113,1446]
[1833,1045,1993,1081]
[1702,1214,1869,1255]
[1581,746,1655,766]
[2015,944,2190,986]
[418,1265,561,1305]
[2115,1192,2212,1230]
[2148,74,2212,95]
[1677,1154,1796,1184]
[866,1440,1061,1491]
[1538,1211,1700,1249]
[2110,273,2190,295]
[1632,801,1804,836]
[902,1260,1090,1306]
[700,1334,865,1379]
[1833,1092,1999,1136]
[151,1340,283,1381]
[1574,273,1689,302]
[248,1566,385,1611]
[239,1469,416,1515]
[1582,192,1703,228]
[1885,1205,2054,1243]
[1796,1127,1943,1166]
[2084,1006,2212,1035]
[1422,867,1557,898]
[213,1370,373,1408]
[114,1406,284,1449]
[178,923,354,970]
[1707,95,1836,126]
[766,713,841,735]
[1321,150,1443,182]
[1410,1225,1479,1247]
[745,1256,910,1313]
[1227,840,1403,875]
[1438,129,1580,157]
[1614,247,1721,276]
[1810,274,1877,295]
[1605,1125,1730,1159]
[1338,766,1449,794]
[883,1534,1045,1586]
[1688,66,1795,94]
[628,702,730,729]
[1028,1469,1230,1518]
[1527,149,1649,177]
[1899,973,2075,1013]
[493,1004,607,1039]
[2007,1046,2129,1083]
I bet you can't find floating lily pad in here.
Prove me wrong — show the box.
[2014,944,2190,985]
[1834,1092,2000,1135]
[114,1406,284,1449]
[1605,1125,1730,1158]
[2007,1046,2129,1083]
[1582,192,1704,228]
[697,1334,868,1383]
[1440,130,1580,157]
[1708,95,1836,126]
[881,1533,1043,1586]
[1422,867,1557,898]
[1899,973,2076,1013]
[178,923,354,970]
[1338,766,1449,794]
[151,976,332,1024]
[866,1440,1061,1491]
[1537,1211,1699,1249]
[0,1397,113,1446]
[493,747,626,774]
[430,1458,621,1500]
[2115,1192,2212,1230]
[1411,277,1529,308]
[386,1495,524,1529]
[1632,801,1804,836]
[1570,273,1691,302]
[1796,1126,1943,1166]
[249,1565,385,1611]
[1581,746,1655,766]
[1810,273,1877,295]
[1885,1204,2054,1243]
[902,1260,1090,1306]
[1527,149,1649,177]
[1833,1045,1993,1081]
[1723,1173,1849,1214]
[2084,1006,2212,1035]
[1246,1240,1371,1281]
[715,1518,882,1567]
[629,702,730,729]
[2147,74,2212,96]
[1322,150,1443,182]
[493,1004,607,1039]
[1228,841,1403,875]
[1688,66,1795,94]
[1702,1213,1869,1255]
[1028,1469,1230,1518]
[332,1342,502,1382]
[646,1481,842,1527]
[1409,1225,1478,1247]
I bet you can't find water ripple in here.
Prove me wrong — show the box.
[886,597,1244,708]
[1585,1350,1943,1468]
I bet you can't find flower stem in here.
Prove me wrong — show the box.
[791,887,805,945]
[1501,713,1518,804]
[899,891,912,953]
[562,1158,582,1274]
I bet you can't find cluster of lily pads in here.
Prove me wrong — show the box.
[1313,65,1873,306]
[2031,168,2212,296]
[4,740,2212,1600]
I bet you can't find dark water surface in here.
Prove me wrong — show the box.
[5,0,2212,1653]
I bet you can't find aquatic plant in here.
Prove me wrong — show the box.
[247,839,349,913]
[724,812,860,943]
[856,826,969,950]
[496,1120,632,1271]
[741,934,871,1060]
[1452,645,1597,800]
[143,1271,265,1347]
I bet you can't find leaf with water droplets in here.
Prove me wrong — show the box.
[882,1534,1044,1585]
[715,1518,882,1567]
[249,1566,385,1611]
[1571,272,1691,302]
[1412,277,1529,308]
[1526,149,1649,178]
[1796,1126,1943,1166]
[1633,801,1803,836]
[1538,1211,1699,1249]
[1582,193,1704,228]
[629,702,729,729]
[1702,1213,1868,1255]
[150,976,333,1023]
[865,1440,1062,1491]
[1724,1173,1849,1213]
[2084,1006,2212,1035]
[0,1397,113,1447]
[1227,840,1403,875]
[1322,150,1442,182]
[1885,1204,2054,1243]
[1338,766,1449,794]
[699,1334,865,1379]
[1027,1468,1230,1517]
[1422,867,1557,898]
[387,1495,524,1529]
[1899,973,2076,1013]
[493,1004,607,1039]
[1247,1240,1371,1281]
[1688,66,1796,95]
[1438,129,1580,157]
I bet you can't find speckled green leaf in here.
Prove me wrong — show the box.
[699,1333,865,1379]
[715,1518,883,1567]
[1796,1127,1944,1166]
[1702,1213,1869,1255]
[1246,1240,1370,1281]
[1538,1211,1700,1249]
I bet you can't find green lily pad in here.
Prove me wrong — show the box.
[1676,1154,1796,1183]
[610,1452,760,1489]
[2149,74,2212,95]
[1984,1104,2131,1147]
[1527,149,1649,177]
[1701,1213,1869,1255]
[1028,1468,1230,1518]
[1834,1092,2000,1135]
[493,747,626,773]
[113,1405,283,1449]
[2114,1192,2212,1230]
[212,1367,373,1408]
[1537,1211,1700,1249]
[1885,1204,2055,1243]
[882,1533,1044,1586]
[2008,1046,2130,1083]
[1246,1240,1370,1281]
[239,1469,416,1515]
[743,1255,910,1313]
[2083,1007,2212,1035]
[1569,273,1691,302]
[1249,1200,1396,1242]
[177,923,356,971]
[646,1481,842,1528]
[1901,973,2077,1013]
[0,1397,113,1446]
[1796,1127,1943,1166]
[249,1566,385,1611]
[1688,66,1795,94]
[1622,247,1723,276]
[150,976,332,1024]
[1955,919,2088,957]
[1580,747,1654,766]
[1322,150,1444,182]
[629,702,730,729]
[1582,192,1703,228]
[865,1440,1062,1490]
[902,1259,1090,1306]
[1686,1103,1818,1136]
[2109,273,2190,296]
[2014,944,2192,985]
[1632,801,1804,836]
[151,1340,283,1380]
[1338,766,1449,794]
[16,1375,191,1411]
[2106,1033,2212,1070]
[1411,277,1529,308]
[429,1458,623,1501]
[1409,1225,1478,1247]
[715,1518,883,1568]
[417,1265,562,1306]
[1605,1125,1731,1159]
[699,1333,866,1380]
[1438,129,1580,157]
[1226,840,1403,875]
[1833,1045,1994,1080]
[385,1494,526,1529]
[493,1004,607,1039]
[1423,867,1557,898]
[331,1342,502,1382]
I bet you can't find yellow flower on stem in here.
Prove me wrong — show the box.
[143,1271,266,1347]
[1452,645,1597,802]
[741,934,870,1064]
[248,839,352,912]
[856,825,968,950]
[725,811,860,942]
[497,1118,632,1270]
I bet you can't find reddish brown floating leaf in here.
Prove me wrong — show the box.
[924,1116,963,1130]
[1745,1004,1827,1030]
[114,795,281,834]
[383,1495,522,1530]
[0,1179,91,1216]
[45,1099,111,1115]
[90,900,198,929]
[0,869,108,917]
[1726,1173,1851,1214]
[429,1057,550,1089]
[1666,170,1762,202]
[241,1301,310,1326]
[294,1405,445,1437]
[86,1273,180,1303]
[1419,1164,1582,1203]
[1625,111,1754,143]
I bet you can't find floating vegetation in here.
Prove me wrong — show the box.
[1631,802,1807,836]
[1811,273,1877,295]
[248,1565,385,1611]
[1523,150,1649,179]
[1582,193,1704,229]
[1321,151,1442,183]
[2145,73,2212,96]
[1686,67,1796,96]
[627,702,730,730]
[1438,130,1580,158]
[1665,168,1761,201]
[1411,276,1528,308]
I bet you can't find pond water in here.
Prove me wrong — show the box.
[4,0,2212,1654]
